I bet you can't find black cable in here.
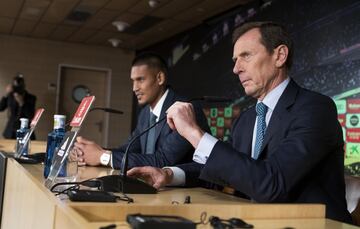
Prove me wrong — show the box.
[193,211,209,225]
[99,224,117,229]
[55,184,80,196]
[50,178,104,193]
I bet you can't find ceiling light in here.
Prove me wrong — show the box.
[148,0,160,8]
[108,38,122,47]
[112,21,129,32]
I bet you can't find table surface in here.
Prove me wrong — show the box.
[0,139,357,229]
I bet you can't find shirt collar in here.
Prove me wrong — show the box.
[150,89,169,119]
[260,77,290,111]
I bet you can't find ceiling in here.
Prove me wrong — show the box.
[0,0,252,50]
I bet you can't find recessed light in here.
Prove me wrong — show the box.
[108,38,122,47]
[112,21,130,32]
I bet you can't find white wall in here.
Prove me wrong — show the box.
[0,35,134,148]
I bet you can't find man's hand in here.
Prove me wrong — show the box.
[166,102,204,148]
[74,136,104,166]
[127,166,174,189]
[5,84,12,95]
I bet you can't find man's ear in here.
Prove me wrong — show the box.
[274,44,288,68]
[157,71,166,86]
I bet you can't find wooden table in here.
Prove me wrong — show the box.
[0,139,47,153]
[0,140,357,229]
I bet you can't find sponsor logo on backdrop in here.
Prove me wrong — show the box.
[346,114,360,128]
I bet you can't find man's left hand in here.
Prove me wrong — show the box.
[74,136,103,166]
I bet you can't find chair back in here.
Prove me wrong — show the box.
[345,175,360,225]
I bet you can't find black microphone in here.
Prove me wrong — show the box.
[90,107,124,114]
[98,96,233,194]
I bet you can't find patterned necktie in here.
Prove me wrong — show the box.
[145,112,157,154]
[253,102,268,159]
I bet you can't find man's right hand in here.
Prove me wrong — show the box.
[127,166,174,189]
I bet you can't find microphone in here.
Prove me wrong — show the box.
[98,96,233,194]
[90,107,124,114]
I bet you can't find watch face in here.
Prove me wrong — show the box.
[100,153,111,165]
[72,85,90,103]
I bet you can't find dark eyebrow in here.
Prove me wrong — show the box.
[131,76,145,81]
[239,51,250,57]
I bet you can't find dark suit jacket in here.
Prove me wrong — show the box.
[179,80,352,223]
[0,91,36,139]
[112,88,209,169]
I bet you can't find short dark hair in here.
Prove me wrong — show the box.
[132,52,168,77]
[232,21,293,69]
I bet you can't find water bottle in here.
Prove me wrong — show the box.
[44,115,66,178]
[15,118,30,156]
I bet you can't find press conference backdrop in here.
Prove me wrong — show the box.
[141,0,360,176]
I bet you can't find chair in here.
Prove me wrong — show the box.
[345,175,360,225]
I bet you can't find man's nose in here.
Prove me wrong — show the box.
[233,60,243,74]
[132,82,138,92]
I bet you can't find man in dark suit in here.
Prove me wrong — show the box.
[75,53,209,169]
[0,74,36,139]
[128,22,352,223]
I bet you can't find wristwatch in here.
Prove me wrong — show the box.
[100,150,112,166]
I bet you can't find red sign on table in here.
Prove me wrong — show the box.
[30,108,45,127]
[70,96,95,127]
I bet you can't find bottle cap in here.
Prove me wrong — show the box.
[54,115,66,129]
[19,118,29,129]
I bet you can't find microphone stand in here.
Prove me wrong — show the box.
[116,117,167,194]
[97,96,233,194]
[96,117,165,194]
[120,116,166,176]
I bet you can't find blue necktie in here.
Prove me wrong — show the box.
[253,102,268,159]
[145,112,157,154]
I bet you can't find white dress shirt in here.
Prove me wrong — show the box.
[167,78,290,186]
[151,89,169,121]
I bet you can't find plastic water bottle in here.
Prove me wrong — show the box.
[15,118,30,156]
[44,115,66,178]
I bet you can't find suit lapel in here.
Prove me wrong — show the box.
[140,107,150,154]
[260,80,299,154]
[154,88,176,142]
[244,109,256,156]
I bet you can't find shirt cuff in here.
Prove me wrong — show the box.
[109,151,114,169]
[164,166,185,186]
[193,132,218,164]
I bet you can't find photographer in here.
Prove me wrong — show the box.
[0,74,36,139]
